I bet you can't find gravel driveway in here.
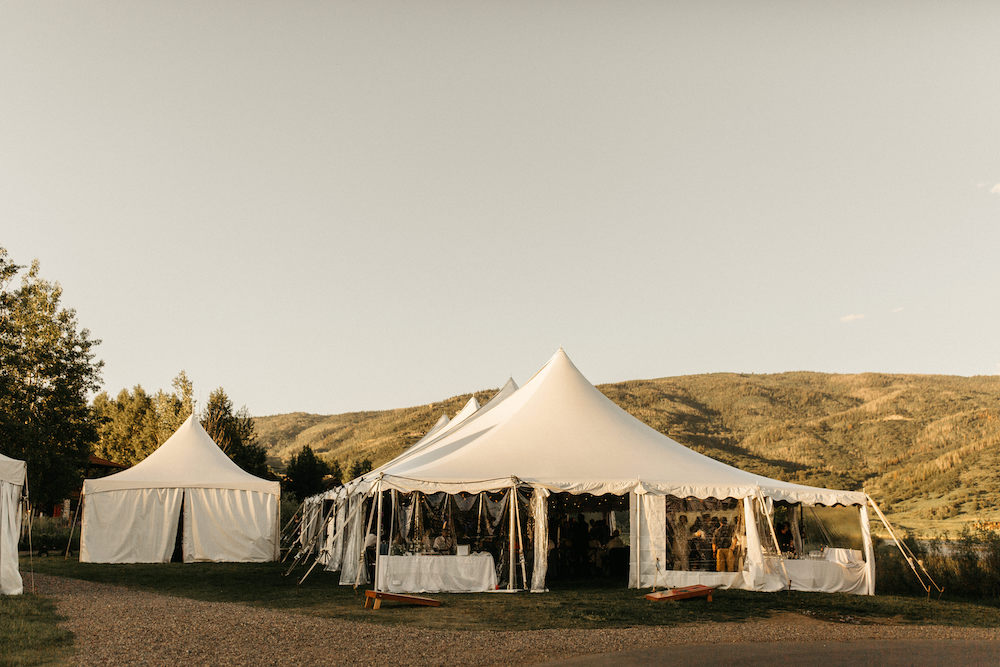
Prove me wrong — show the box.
[35,574,1000,666]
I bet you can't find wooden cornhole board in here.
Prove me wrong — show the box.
[645,585,714,602]
[364,590,442,610]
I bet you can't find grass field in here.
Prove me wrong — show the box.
[0,591,73,667]
[23,557,1000,632]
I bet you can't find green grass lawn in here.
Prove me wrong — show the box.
[24,556,1000,631]
[0,592,73,667]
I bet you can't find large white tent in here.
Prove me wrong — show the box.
[0,452,26,595]
[81,415,280,563]
[329,349,876,595]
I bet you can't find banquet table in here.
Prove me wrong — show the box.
[376,553,498,593]
[779,549,867,594]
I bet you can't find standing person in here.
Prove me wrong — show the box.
[713,517,735,572]
[776,521,795,556]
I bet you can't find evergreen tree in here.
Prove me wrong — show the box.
[284,445,331,501]
[0,248,103,510]
[201,387,269,477]
[347,458,372,480]
[328,459,343,487]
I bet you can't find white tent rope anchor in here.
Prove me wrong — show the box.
[866,494,943,596]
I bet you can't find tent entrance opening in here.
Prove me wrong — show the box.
[547,492,629,585]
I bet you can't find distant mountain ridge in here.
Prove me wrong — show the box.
[254,371,1000,534]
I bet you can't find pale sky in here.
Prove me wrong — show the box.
[3,2,999,416]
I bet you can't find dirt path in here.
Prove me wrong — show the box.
[35,574,1000,666]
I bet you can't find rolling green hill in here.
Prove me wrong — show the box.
[255,372,1000,535]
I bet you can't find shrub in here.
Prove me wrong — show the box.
[19,515,79,556]
[876,528,1000,599]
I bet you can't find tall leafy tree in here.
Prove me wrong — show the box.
[92,386,159,465]
[201,387,270,477]
[284,445,331,501]
[0,248,103,509]
[91,372,195,465]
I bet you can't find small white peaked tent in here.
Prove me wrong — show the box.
[81,415,280,563]
[337,350,876,596]
[0,452,26,595]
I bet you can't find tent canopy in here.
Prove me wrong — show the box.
[376,349,865,506]
[0,452,26,488]
[83,415,278,496]
[347,380,518,496]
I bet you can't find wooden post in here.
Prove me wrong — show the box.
[64,494,83,560]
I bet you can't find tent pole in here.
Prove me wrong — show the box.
[756,491,791,589]
[279,504,303,546]
[64,493,82,560]
[508,485,515,590]
[514,489,527,589]
[285,500,338,575]
[355,487,378,589]
[374,480,384,593]
[388,489,396,557]
[477,492,484,540]
[298,497,363,586]
[866,494,941,594]
[636,492,642,589]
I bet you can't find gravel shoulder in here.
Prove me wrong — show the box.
[35,574,1000,666]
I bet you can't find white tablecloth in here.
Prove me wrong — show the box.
[781,553,866,594]
[376,553,498,593]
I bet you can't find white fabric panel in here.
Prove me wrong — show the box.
[631,494,667,588]
[1,480,23,595]
[0,453,27,487]
[318,507,335,566]
[530,488,549,592]
[85,415,279,495]
[376,554,497,593]
[781,555,868,594]
[182,488,277,563]
[742,496,766,590]
[660,571,748,590]
[339,497,368,585]
[81,488,182,563]
[860,505,876,595]
[326,499,347,572]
